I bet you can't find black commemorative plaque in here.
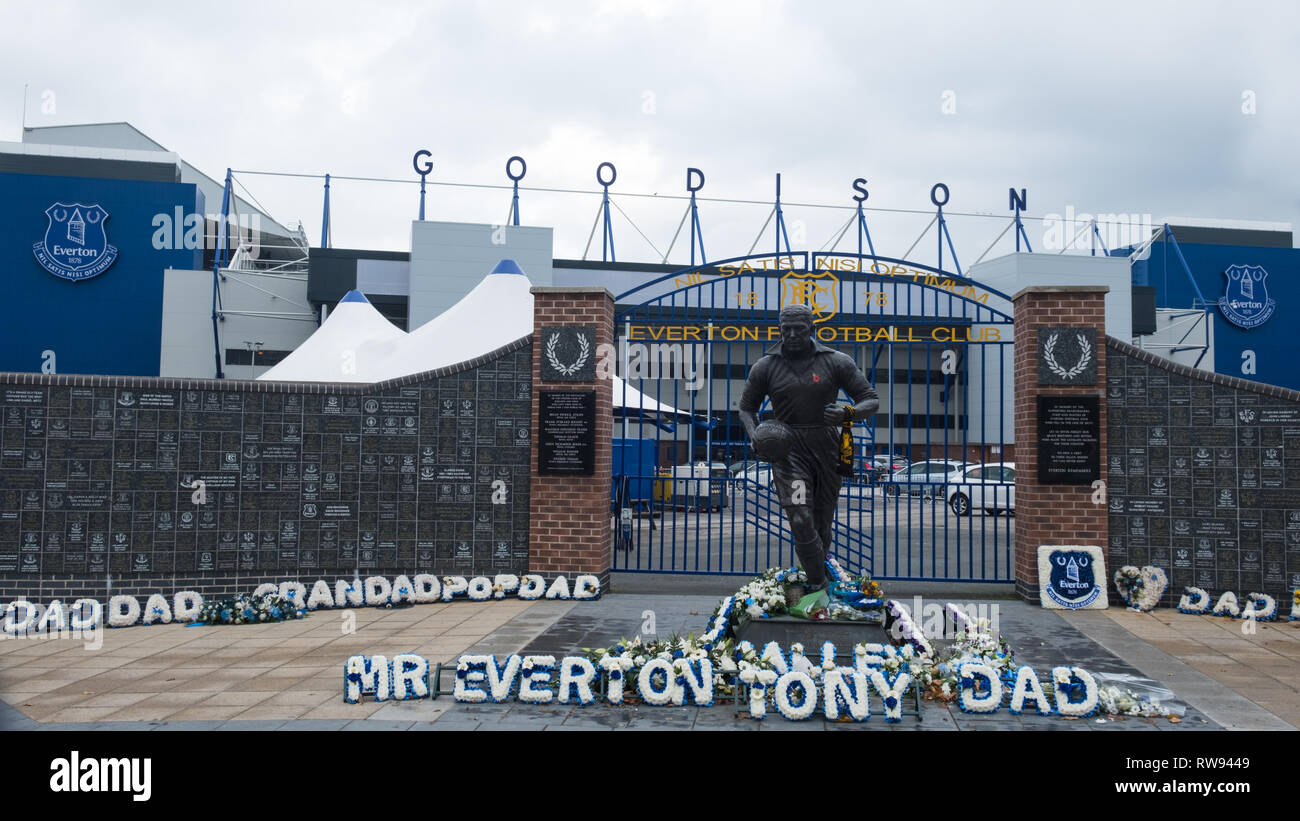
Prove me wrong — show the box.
[1038,395,1100,484]
[539,390,596,475]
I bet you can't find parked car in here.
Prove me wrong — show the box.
[881,459,973,499]
[728,459,758,475]
[736,465,772,486]
[729,465,773,502]
[870,454,910,482]
[945,463,1016,516]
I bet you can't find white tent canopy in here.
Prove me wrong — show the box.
[257,289,404,383]
[611,374,692,419]
[368,259,537,382]
[257,260,695,422]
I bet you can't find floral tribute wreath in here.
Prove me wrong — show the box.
[339,559,1176,722]
[196,593,304,626]
[1113,566,1168,612]
[1177,587,1278,621]
[0,573,602,634]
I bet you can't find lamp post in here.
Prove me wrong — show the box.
[243,340,264,379]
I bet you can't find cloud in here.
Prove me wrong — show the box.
[3,0,1295,258]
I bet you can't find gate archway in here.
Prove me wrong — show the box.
[610,251,1015,582]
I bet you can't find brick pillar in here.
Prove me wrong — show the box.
[529,287,614,587]
[1013,286,1110,602]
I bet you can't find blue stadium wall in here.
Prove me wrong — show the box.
[0,172,204,377]
[1132,240,1299,390]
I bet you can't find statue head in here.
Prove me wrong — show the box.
[779,303,814,355]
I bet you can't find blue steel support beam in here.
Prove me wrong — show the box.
[321,173,331,249]
[1163,224,1208,306]
[687,167,706,265]
[774,173,792,257]
[856,203,877,257]
[932,183,962,275]
[507,155,526,227]
[1010,187,1033,253]
[211,168,232,379]
[413,150,433,221]
[1091,219,1109,257]
[598,162,617,262]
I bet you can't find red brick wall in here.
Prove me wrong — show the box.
[1013,287,1109,602]
[529,288,614,587]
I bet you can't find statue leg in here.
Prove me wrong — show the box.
[814,477,843,560]
[811,428,844,569]
[787,505,827,587]
[815,514,833,562]
[772,453,827,587]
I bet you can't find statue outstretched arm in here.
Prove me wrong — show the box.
[839,355,880,423]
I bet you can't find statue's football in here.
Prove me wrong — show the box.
[752,420,795,462]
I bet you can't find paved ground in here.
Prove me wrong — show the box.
[1061,607,1300,730]
[3,574,1294,731]
[0,598,572,727]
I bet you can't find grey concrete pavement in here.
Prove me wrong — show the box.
[3,587,1294,731]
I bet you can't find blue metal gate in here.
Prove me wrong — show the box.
[611,251,1015,582]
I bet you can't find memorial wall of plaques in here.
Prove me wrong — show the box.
[1106,343,1300,605]
[0,342,533,596]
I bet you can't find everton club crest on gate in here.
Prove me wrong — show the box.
[1218,264,1276,329]
[32,202,119,282]
[779,270,838,323]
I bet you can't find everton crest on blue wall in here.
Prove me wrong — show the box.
[1218,264,1276,329]
[32,202,119,282]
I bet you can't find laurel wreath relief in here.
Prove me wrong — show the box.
[545,332,591,376]
[1042,332,1092,380]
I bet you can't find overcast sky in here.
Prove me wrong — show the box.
[4,1,1297,265]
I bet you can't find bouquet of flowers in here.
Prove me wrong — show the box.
[881,642,935,692]
[927,617,1016,702]
[585,633,775,699]
[1097,684,1171,717]
[731,565,885,624]
[736,569,794,621]
[195,593,305,626]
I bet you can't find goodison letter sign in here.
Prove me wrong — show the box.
[32,202,119,282]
